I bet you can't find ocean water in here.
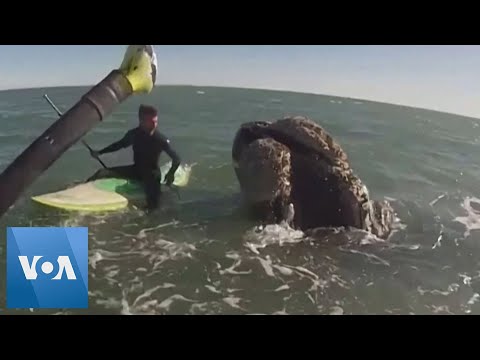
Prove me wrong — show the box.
[0,85,479,315]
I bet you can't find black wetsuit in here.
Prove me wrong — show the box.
[88,127,181,209]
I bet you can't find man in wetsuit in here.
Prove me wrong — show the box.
[87,104,181,211]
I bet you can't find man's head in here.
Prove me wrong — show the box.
[138,104,158,133]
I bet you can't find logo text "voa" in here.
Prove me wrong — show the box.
[18,256,77,280]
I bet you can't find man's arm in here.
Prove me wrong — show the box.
[164,142,181,175]
[160,138,181,185]
[98,130,134,155]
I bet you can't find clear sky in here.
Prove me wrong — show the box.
[1,45,480,118]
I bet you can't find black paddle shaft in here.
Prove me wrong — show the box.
[44,94,109,169]
[0,70,132,218]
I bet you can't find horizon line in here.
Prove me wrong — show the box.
[0,83,478,121]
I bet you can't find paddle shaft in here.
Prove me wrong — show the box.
[43,94,108,169]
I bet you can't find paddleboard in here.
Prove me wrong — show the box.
[31,162,194,212]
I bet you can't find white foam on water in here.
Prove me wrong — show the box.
[430,194,447,207]
[459,274,472,286]
[243,222,305,254]
[385,308,405,315]
[205,285,222,294]
[134,300,159,314]
[90,248,125,260]
[121,296,134,315]
[157,294,196,312]
[272,310,289,315]
[471,272,480,283]
[226,251,241,260]
[383,242,421,252]
[114,221,178,239]
[155,239,197,252]
[145,239,198,270]
[266,263,329,294]
[88,290,102,298]
[223,296,245,311]
[432,231,444,250]
[359,232,386,246]
[103,265,119,271]
[285,265,319,280]
[226,288,243,294]
[91,219,108,226]
[105,272,120,285]
[330,274,350,289]
[431,305,453,314]
[467,293,479,305]
[82,186,478,315]
[89,252,103,270]
[417,280,467,298]
[97,297,123,310]
[248,313,269,315]
[137,221,179,239]
[125,293,196,315]
[453,197,480,237]
[190,302,209,314]
[272,265,294,276]
[127,281,144,295]
[257,256,276,277]
[340,248,390,267]
[219,258,252,276]
[306,292,316,305]
[245,242,261,255]
[132,285,163,307]
[418,287,451,296]
[448,283,460,293]
[309,278,328,293]
[208,163,230,170]
[59,214,89,228]
[52,311,71,315]
[274,284,290,292]
[329,306,344,315]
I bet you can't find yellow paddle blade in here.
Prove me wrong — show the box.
[119,45,158,94]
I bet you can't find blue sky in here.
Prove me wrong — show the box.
[1,45,480,118]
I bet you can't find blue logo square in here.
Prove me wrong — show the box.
[7,227,89,309]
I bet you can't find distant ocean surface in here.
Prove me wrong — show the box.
[1,85,480,315]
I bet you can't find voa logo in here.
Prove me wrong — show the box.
[7,227,89,309]
[18,255,77,280]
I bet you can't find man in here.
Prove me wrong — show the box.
[88,104,181,211]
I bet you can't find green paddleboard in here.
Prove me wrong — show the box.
[31,162,194,212]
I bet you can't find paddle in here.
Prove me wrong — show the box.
[43,94,181,200]
[0,45,158,219]
[43,94,108,169]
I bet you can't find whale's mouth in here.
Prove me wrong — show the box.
[232,117,388,236]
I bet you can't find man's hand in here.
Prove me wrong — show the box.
[164,172,175,186]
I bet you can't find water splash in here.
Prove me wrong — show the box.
[454,197,480,237]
